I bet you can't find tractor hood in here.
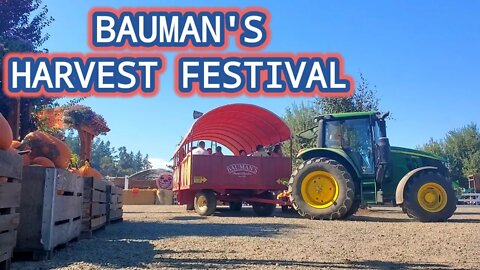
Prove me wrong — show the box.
[391,146,445,162]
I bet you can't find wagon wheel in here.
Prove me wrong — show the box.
[252,192,276,217]
[194,190,217,216]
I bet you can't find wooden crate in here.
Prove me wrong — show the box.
[106,184,123,223]
[81,178,108,238]
[15,167,83,260]
[0,150,22,270]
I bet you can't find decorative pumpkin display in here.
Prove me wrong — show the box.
[79,161,103,180]
[11,140,21,149]
[0,113,13,150]
[31,157,55,168]
[20,131,72,169]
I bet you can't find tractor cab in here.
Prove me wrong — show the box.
[292,111,457,222]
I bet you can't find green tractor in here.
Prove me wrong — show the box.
[289,111,457,222]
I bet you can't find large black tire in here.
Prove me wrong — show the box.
[342,199,361,219]
[252,192,276,217]
[402,170,457,222]
[289,158,355,220]
[194,190,217,216]
[229,201,243,211]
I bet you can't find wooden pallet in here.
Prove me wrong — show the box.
[0,150,22,270]
[106,184,123,223]
[81,178,108,239]
[15,167,83,261]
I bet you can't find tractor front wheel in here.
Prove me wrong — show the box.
[402,170,457,222]
[194,190,217,216]
[289,158,355,220]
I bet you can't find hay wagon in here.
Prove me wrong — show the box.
[172,104,292,216]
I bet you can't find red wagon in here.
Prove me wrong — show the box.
[172,104,293,216]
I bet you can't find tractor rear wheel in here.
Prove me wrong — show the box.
[229,201,243,211]
[194,190,217,216]
[402,170,457,222]
[252,192,276,217]
[289,158,355,220]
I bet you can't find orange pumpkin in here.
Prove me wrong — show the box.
[21,131,72,169]
[32,157,55,168]
[0,113,13,150]
[79,161,104,180]
[11,140,21,149]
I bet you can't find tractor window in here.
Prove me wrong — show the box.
[325,118,374,175]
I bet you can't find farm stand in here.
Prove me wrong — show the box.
[0,150,22,270]
[15,167,83,260]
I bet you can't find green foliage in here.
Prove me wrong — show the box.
[283,101,320,157]
[419,123,480,187]
[0,0,54,137]
[65,131,152,176]
[284,73,382,158]
[316,73,380,114]
[0,0,54,50]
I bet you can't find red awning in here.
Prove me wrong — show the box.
[175,104,292,156]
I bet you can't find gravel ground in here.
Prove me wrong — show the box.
[11,205,480,270]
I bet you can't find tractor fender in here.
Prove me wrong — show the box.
[297,148,361,179]
[395,166,438,205]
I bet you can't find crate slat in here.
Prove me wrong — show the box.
[0,183,21,209]
[0,151,22,180]
[0,214,19,232]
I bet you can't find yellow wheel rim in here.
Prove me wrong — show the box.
[417,182,447,212]
[301,171,339,209]
[197,196,207,208]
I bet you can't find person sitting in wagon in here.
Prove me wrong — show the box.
[270,144,284,157]
[192,141,209,155]
[252,145,269,157]
[214,146,224,156]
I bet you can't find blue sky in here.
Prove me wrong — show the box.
[42,0,479,168]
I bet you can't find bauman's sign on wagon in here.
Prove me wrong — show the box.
[226,163,258,177]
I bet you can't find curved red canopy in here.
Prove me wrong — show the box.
[175,104,292,156]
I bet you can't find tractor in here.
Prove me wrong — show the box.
[289,111,457,222]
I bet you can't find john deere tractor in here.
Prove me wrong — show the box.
[289,111,457,222]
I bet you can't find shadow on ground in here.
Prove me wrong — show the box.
[152,256,460,270]
[12,220,301,269]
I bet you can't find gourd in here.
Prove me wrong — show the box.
[0,113,13,150]
[21,131,72,169]
[32,157,55,168]
[79,161,103,180]
[11,140,21,149]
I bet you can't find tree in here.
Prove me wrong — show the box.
[419,123,480,187]
[0,0,54,137]
[283,73,382,157]
[283,101,320,157]
[316,73,380,114]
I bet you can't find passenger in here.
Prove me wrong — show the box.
[214,146,224,156]
[207,148,212,155]
[239,150,247,156]
[192,141,209,155]
[271,144,284,157]
[252,145,269,157]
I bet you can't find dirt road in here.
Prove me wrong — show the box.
[11,205,480,270]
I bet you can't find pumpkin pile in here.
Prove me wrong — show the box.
[78,161,104,180]
[17,131,72,168]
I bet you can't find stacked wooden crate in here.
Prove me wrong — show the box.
[107,184,123,223]
[15,167,83,260]
[0,150,22,270]
[81,178,108,238]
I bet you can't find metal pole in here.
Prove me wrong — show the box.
[125,175,129,190]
